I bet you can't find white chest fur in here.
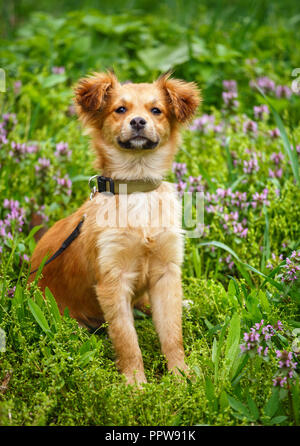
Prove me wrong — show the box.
[95,182,184,281]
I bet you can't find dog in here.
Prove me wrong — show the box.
[29,71,201,384]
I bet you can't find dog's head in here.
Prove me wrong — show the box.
[74,71,201,176]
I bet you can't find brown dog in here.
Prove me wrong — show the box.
[29,72,201,384]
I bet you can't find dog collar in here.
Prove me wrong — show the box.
[89,175,162,199]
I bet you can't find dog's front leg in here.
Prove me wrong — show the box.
[96,274,146,385]
[149,261,187,376]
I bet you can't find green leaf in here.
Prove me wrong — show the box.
[199,241,242,262]
[70,175,92,183]
[192,246,201,278]
[227,394,253,420]
[228,278,236,296]
[223,313,241,379]
[78,350,95,368]
[138,44,189,71]
[269,415,288,425]
[215,44,241,60]
[205,377,218,412]
[45,287,61,327]
[230,175,247,192]
[40,74,67,88]
[231,354,249,386]
[264,388,279,418]
[224,314,240,358]
[23,225,43,244]
[79,340,92,355]
[213,318,230,381]
[11,284,25,321]
[133,308,148,319]
[290,377,300,424]
[227,275,242,307]
[223,137,236,184]
[246,393,259,421]
[28,298,52,336]
[219,390,230,411]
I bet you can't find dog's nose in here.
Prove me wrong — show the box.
[130,117,147,131]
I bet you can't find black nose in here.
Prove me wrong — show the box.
[130,117,146,131]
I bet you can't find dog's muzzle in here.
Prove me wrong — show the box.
[117,136,159,150]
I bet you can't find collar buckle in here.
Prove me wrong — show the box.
[88,175,98,200]
[97,176,115,194]
[89,175,115,199]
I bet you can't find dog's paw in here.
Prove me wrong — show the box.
[123,370,148,387]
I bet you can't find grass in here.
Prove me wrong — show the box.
[0,0,300,426]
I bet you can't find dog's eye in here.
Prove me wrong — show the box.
[151,107,162,115]
[115,106,127,114]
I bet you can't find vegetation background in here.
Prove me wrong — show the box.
[0,0,300,426]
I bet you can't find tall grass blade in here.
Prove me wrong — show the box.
[256,85,299,185]
[261,204,270,272]
[199,240,284,291]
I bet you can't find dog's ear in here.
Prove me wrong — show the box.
[156,72,201,123]
[74,71,118,112]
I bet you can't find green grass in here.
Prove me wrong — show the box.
[1,278,298,426]
[0,0,300,426]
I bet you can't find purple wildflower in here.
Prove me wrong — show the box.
[270,152,284,165]
[222,91,239,111]
[251,188,269,208]
[268,128,281,139]
[273,376,287,387]
[240,320,284,370]
[240,320,275,355]
[275,85,292,99]
[0,199,26,251]
[253,104,269,120]
[2,113,17,127]
[187,175,203,194]
[222,80,237,93]
[172,162,187,180]
[243,154,259,174]
[250,77,276,94]
[190,114,215,133]
[14,80,22,95]
[35,158,51,173]
[269,168,283,179]
[278,251,300,284]
[52,66,65,75]
[243,120,258,136]
[55,175,72,196]
[67,104,76,116]
[7,286,16,298]
[273,350,298,386]
[176,180,187,197]
[55,142,72,158]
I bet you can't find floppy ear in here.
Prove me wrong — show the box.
[156,72,201,123]
[74,71,118,113]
